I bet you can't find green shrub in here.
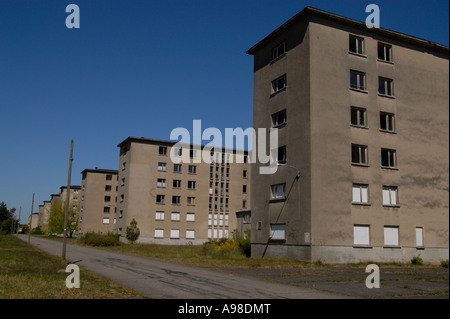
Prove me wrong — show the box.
[80,231,121,247]
[411,255,423,265]
[441,259,449,268]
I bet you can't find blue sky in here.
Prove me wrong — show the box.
[0,0,448,219]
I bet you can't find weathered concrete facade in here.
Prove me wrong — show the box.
[78,169,119,235]
[248,7,449,264]
[116,137,251,244]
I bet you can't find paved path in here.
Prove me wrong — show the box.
[16,235,349,299]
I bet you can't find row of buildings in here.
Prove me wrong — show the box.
[34,7,448,264]
[35,137,252,245]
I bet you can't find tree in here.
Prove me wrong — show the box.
[48,199,78,237]
[0,201,17,234]
[126,218,140,244]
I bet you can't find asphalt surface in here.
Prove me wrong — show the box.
[16,235,348,299]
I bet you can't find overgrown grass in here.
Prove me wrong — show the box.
[0,235,143,299]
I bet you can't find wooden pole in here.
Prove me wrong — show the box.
[62,140,74,260]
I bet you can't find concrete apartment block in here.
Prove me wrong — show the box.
[116,137,251,244]
[78,168,119,235]
[247,7,448,264]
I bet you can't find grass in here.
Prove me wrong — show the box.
[0,235,144,299]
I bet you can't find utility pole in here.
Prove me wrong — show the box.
[28,194,34,244]
[62,140,74,261]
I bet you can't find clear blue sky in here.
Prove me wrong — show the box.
[0,0,448,219]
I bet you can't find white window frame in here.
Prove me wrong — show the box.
[382,186,398,206]
[186,213,195,222]
[349,35,365,55]
[155,211,165,220]
[350,70,366,91]
[270,224,286,240]
[416,227,424,248]
[353,225,370,246]
[170,229,180,239]
[186,230,195,239]
[154,229,164,238]
[352,183,369,204]
[171,212,180,221]
[271,183,286,200]
[384,226,399,247]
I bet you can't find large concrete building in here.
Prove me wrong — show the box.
[116,137,251,244]
[247,7,449,263]
[78,168,119,235]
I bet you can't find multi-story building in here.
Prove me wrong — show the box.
[247,7,449,263]
[78,168,119,235]
[38,186,81,232]
[116,137,251,244]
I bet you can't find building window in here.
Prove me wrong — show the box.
[209,197,212,210]
[381,149,397,168]
[173,164,182,173]
[173,180,181,188]
[384,226,399,246]
[187,181,196,190]
[270,224,286,240]
[354,225,370,246]
[271,183,286,200]
[155,211,164,220]
[352,184,369,204]
[186,230,195,239]
[349,35,365,55]
[351,144,368,165]
[172,196,180,205]
[272,109,287,127]
[120,194,124,202]
[186,213,195,222]
[102,218,110,224]
[154,229,164,238]
[378,42,392,62]
[378,77,394,96]
[105,185,112,192]
[156,195,165,204]
[171,212,180,221]
[188,165,197,174]
[158,146,167,155]
[272,42,286,60]
[106,174,112,181]
[242,199,247,209]
[104,196,111,202]
[351,107,367,127]
[416,227,424,248]
[243,170,248,178]
[158,162,167,172]
[350,70,366,91]
[157,178,166,188]
[170,229,180,239]
[380,112,395,132]
[272,74,287,94]
[103,207,110,213]
[187,197,196,206]
[243,185,247,193]
[278,146,287,163]
[382,186,398,206]
[122,162,126,170]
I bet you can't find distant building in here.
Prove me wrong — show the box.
[247,7,449,263]
[116,137,251,244]
[78,168,119,235]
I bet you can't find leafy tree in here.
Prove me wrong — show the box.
[48,199,78,237]
[126,218,140,243]
[0,202,17,234]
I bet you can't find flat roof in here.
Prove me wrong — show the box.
[81,168,118,175]
[118,136,250,154]
[247,6,449,55]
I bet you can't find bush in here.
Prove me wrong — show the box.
[80,231,121,247]
[441,259,449,268]
[411,255,423,265]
